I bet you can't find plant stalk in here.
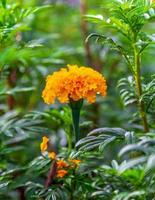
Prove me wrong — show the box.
[69,99,83,143]
[70,171,76,200]
[133,45,149,133]
[66,130,72,153]
[45,161,57,188]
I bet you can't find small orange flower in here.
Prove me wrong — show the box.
[70,159,81,165]
[40,136,49,152]
[56,160,68,169]
[56,170,68,178]
[42,65,107,104]
[48,152,56,160]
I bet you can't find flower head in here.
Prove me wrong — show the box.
[40,136,49,152]
[42,65,107,104]
[56,169,68,178]
[57,160,68,169]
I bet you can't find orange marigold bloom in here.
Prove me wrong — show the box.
[57,160,68,169]
[40,136,49,152]
[69,159,81,165]
[56,170,68,178]
[48,152,56,160]
[42,65,107,104]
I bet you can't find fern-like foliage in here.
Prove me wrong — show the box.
[86,0,155,62]
[109,0,155,37]
[117,76,137,107]
[0,111,48,138]
[76,127,135,152]
[117,133,155,174]
[26,182,68,200]
[0,2,51,43]
[141,74,155,114]
[117,75,155,117]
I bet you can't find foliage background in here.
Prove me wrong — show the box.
[0,0,155,199]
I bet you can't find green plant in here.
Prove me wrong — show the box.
[86,0,155,132]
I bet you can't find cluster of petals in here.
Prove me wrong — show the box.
[57,160,68,169]
[56,159,81,178]
[42,65,107,104]
[40,137,81,178]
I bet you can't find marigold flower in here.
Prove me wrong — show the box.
[69,159,81,165]
[42,65,107,104]
[56,169,68,178]
[57,160,68,169]
[40,136,49,152]
[48,152,56,160]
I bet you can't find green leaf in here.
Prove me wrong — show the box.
[119,144,148,157]
[113,190,145,200]
[118,156,147,173]
[145,154,155,175]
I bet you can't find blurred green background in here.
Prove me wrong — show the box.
[0,0,155,199]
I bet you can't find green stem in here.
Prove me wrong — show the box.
[133,44,149,133]
[66,130,72,153]
[70,171,76,200]
[72,107,80,142]
[69,99,83,143]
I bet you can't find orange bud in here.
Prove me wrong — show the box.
[40,136,49,152]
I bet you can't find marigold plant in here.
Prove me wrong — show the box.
[42,64,107,143]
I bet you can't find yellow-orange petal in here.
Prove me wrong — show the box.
[48,152,56,160]
[56,170,68,178]
[69,159,81,165]
[40,136,49,152]
[56,160,68,169]
[42,65,107,104]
